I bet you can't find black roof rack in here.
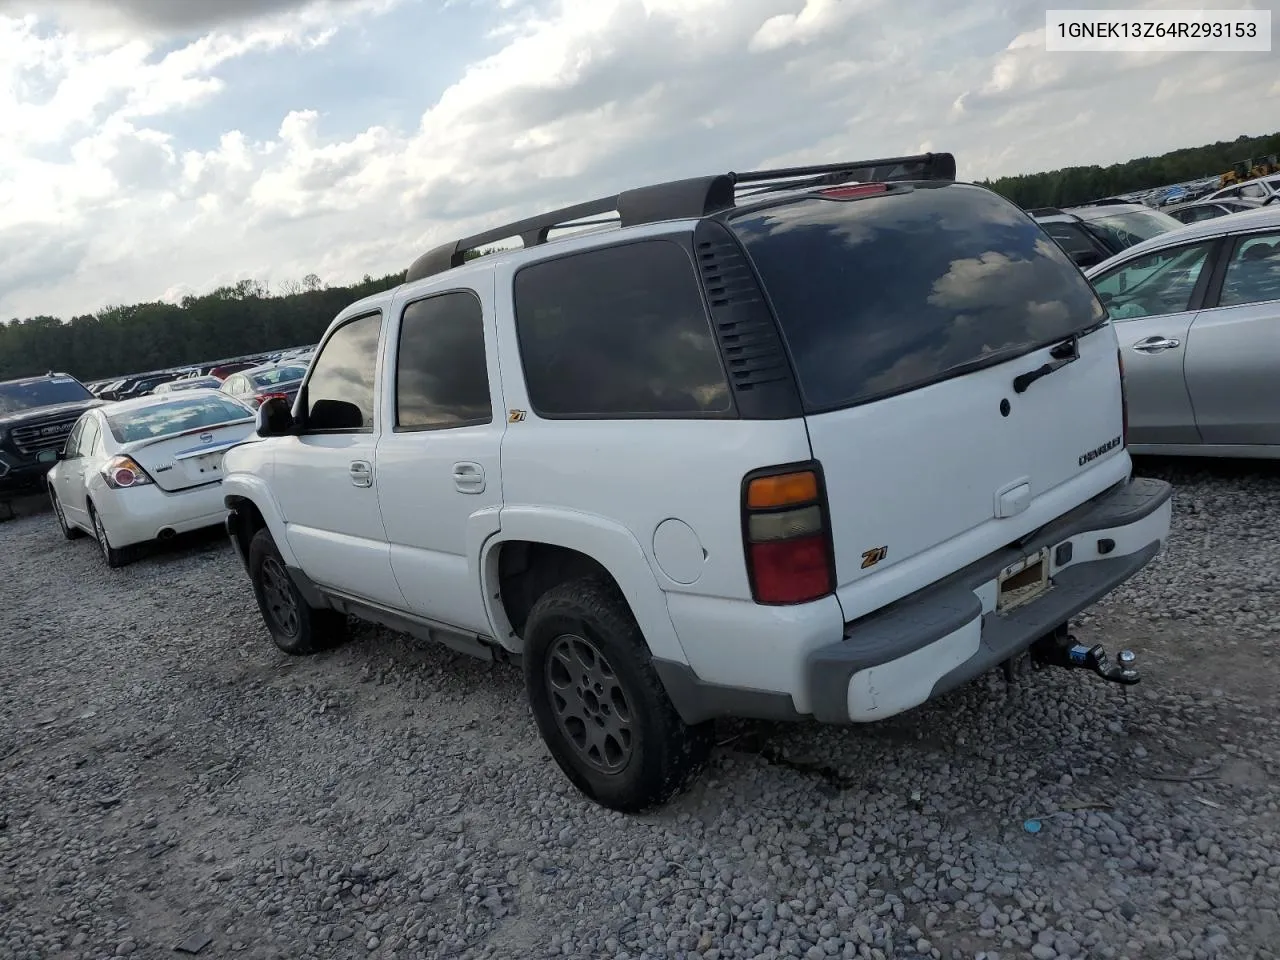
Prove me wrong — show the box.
[406,152,956,282]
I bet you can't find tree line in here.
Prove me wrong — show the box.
[3,130,1278,383]
[981,130,1280,209]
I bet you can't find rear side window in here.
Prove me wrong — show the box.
[395,292,492,430]
[730,183,1107,412]
[513,240,732,418]
[305,312,382,431]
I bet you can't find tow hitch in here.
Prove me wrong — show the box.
[1028,624,1140,686]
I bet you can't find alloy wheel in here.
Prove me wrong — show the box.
[544,633,635,773]
[260,556,300,638]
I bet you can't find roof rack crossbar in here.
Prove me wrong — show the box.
[405,152,955,282]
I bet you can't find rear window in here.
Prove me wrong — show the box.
[105,394,252,443]
[1080,208,1180,250]
[729,183,1107,412]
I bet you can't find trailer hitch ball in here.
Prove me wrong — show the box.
[1030,630,1141,686]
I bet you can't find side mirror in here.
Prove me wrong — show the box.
[256,397,297,437]
[309,399,364,431]
[36,448,59,465]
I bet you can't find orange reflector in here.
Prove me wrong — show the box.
[747,471,818,509]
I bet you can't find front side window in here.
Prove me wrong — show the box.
[1091,242,1214,321]
[513,240,731,417]
[1219,232,1280,307]
[305,312,383,431]
[395,292,492,430]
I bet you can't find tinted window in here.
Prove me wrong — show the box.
[1091,242,1213,321]
[1081,209,1180,251]
[513,240,731,417]
[105,395,253,443]
[395,292,492,429]
[1041,221,1102,261]
[305,312,382,430]
[1219,233,1280,307]
[0,376,93,414]
[730,184,1107,411]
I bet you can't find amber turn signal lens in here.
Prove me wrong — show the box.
[746,470,818,509]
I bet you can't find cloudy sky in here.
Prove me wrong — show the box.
[1,0,1276,320]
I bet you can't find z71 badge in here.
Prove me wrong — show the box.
[861,545,888,569]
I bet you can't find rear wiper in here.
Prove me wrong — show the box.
[1012,334,1080,394]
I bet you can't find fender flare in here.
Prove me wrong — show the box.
[221,474,298,568]
[479,506,689,665]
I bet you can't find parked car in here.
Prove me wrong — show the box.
[1030,203,1182,268]
[222,152,1172,812]
[0,373,103,496]
[116,371,185,400]
[154,375,223,394]
[219,363,308,409]
[46,391,257,566]
[1084,206,1280,459]
[1203,174,1280,206]
[1165,198,1261,224]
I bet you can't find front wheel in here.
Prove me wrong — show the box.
[49,489,83,540]
[247,527,347,655]
[523,576,713,813]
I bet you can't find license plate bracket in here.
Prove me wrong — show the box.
[997,548,1050,613]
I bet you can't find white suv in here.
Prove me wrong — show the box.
[222,153,1173,812]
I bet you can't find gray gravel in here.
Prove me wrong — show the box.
[2,457,1279,960]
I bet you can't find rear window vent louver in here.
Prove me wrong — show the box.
[693,222,802,419]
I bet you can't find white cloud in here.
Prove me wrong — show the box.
[0,0,1277,321]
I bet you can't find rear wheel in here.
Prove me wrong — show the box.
[248,527,347,655]
[49,489,83,540]
[523,576,713,812]
[89,502,139,567]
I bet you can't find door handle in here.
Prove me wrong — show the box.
[1131,336,1181,353]
[452,461,485,494]
[349,459,373,488]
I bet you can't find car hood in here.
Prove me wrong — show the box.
[0,397,102,427]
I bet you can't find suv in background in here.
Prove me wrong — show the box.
[223,153,1172,812]
[0,374,102,496]
[1030,203,1182,268]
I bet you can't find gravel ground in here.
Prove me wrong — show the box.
[1,458,1278,960]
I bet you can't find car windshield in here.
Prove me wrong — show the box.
[104,394,253,443]
[1081,209,1180,250]
[249,365,306,387]
[0,376,94,414]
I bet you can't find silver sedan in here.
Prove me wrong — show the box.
[1085,206,1280,458]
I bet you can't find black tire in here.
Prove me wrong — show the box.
[248,527,347,655]
[88,501,139,568]
[49,489,84,540]
[523,576,713,813]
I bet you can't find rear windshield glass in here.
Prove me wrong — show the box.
[105,394,252,443]
[729,183,1107,412]
[1080,209,1180,250]
[249,365,306,388]
[0,377,93,414]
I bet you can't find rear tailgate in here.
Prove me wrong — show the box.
[729,181,1129,619]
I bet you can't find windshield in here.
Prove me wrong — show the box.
[104,394,253,443]
[1081,209,1180,251]
[249,365,306,387]
[0,377,94,414]
[729,183,1107,412]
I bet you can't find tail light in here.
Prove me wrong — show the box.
[101,455,153,489]
[742,464,835,605]
[1117,347,1129,447]
[820,183,888,200]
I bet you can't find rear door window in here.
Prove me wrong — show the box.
[1218,232,1280,307]
[513,240,731,418]
[394,291,492,430]
[729,183,1107,412]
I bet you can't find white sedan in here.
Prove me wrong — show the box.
[46,390,258,567]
